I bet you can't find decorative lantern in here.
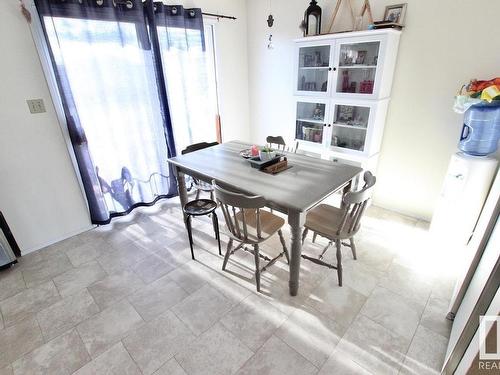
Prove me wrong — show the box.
[304,0,322,36]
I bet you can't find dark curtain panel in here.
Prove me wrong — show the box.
[35,0,180,224]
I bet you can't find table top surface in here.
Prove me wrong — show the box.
[168,141,363,212]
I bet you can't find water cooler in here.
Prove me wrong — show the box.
[430,104,500,247]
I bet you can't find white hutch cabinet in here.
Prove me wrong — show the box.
[293,29,401,171]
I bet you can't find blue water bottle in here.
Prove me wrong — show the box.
[459,105,500,156]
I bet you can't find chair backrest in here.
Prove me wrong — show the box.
[338,171,376,236]
[181,141,219,155]
[212,181,266,241]
[266,136,286,151]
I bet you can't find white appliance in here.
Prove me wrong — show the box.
[430,152,498,249]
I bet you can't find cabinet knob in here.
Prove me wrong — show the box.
[323,124,326,127]
[328,124,331,127]
[330,67,336,71]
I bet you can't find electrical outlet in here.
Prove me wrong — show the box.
[26,99,46,114]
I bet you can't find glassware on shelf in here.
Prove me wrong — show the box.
[297,45,330,92]
[336,41,380,95]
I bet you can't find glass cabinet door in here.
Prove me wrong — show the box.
[295,101,327,145]
[335,41,380,95]
[297,44,331,94]
[330,104,370,152]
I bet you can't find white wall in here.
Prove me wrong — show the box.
[0,0,249,253]
[0,0,91,253]
[246,0,500,220]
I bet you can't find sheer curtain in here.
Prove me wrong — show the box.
[153,4,218,152]
[35,0,181,224]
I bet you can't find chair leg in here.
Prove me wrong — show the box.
[253,244,261,292]
[349,238,357,260]
[186,215,195,260]
[195,189,200,200]
[301,227,309,244]
[212,212,222,256]
[312,232,318,243]
[278,229,290,264]
[210,190,214,201]
[222,238,233,270]
[335,239,342,286]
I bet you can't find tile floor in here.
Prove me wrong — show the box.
[0,197,455,375]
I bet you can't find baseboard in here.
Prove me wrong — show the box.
[20,224,96,256]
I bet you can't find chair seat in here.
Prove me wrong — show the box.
[225,209,285,243]
[183,199,217,216]
[305,204,355,240]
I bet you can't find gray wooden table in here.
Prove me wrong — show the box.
[167,141,362,296]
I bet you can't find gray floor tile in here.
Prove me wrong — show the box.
[73,342,141,375]
[36,289,100,341]
[336,315,411,375]
[53,261,107,297]
[0,281,60,327]
[341,260,383,297]
[0,270,26,303]
[220,293,287,351]
[318,348,373,375]
[172,284,233,335]
[379,263,433,306]
[76,299,143,358]
[20,252,73,288]
[123,310,196,375]
[0,365,13,375]
[167,261,213,294]
[128,276,187,322]
[132,252,177,284]
[360,286,424,340]
[399,325,448,375]
[0,318,44,368]
[420,296,452,338]
[306,276,367,329]
[236,335,317,375]
[65,240,110,267]
[96,240,151,274]
[87,270,145,309]
[153,358,187,375]
[276,305,344,368]
[175,323,253,375]
[11,329,90,375]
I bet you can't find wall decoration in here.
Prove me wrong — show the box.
[355,0,373,30]
[327,0,355,33]
[383,3,407,25]
[267,0,275,49]
[303,0,322,36]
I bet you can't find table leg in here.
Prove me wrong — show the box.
[288,209,305,296]
[175,167,188,226]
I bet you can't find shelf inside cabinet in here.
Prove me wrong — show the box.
[299,66,330,70]
[297,118,324,124]
[338,65,377,69]
[332,123,367,130]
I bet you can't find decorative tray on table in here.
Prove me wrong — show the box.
[246,155,290,175]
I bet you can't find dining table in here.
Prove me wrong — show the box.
[167,141,363,296]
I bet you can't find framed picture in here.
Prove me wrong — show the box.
[337,105,354,122]
[383,3,407,25]
[355,50,367,65]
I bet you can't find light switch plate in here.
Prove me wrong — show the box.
[26,99,46,114]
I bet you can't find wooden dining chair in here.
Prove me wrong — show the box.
[181,142,219,199]
[213,181,290,292]
[301,171,376,286]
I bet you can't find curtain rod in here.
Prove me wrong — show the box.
[202,12,237,20]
